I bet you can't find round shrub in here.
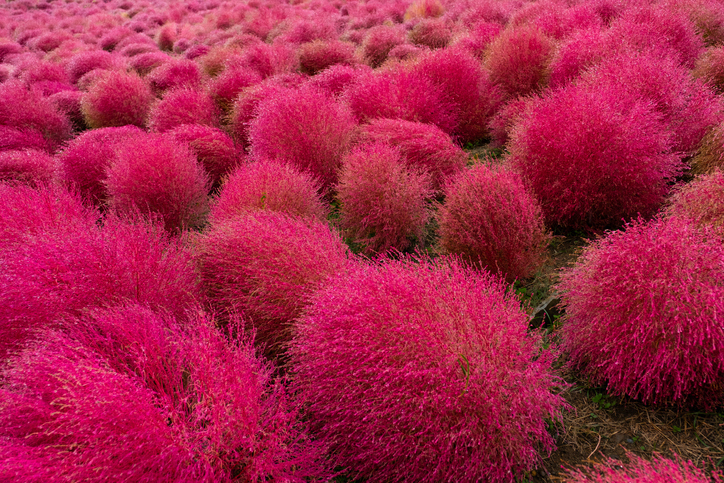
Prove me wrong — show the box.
[0,215,200,360]
[290,256,567,483]
[196,211,350,356]
[168,124,242,187]
[308,64,371,98]
[345,68,457,135]
[105,133,210,232]
[129,51,170,76]
[206,66,261,113]
[0,126,53,153]
[360,25,406,68]
[57,125,146,203]
[693,45,724,94]
[691,119,724,175]
[65,50,124,84]
[408,47,504,143]
[48,90,86,132]
[209,159,327,226]
[357,118,467,190]
[0,305,326,482]
[80,70,153,128]
[148,88,221,133]
[557,216,724,408]
[438,162,549,283]
[564,452,722,483]
[0,149,59,186]
[666,170,724,239]
[484,24,554,98]
[507,82,681,228]
[408,18,453,49]
[146,58,203,94]
[336,143,433,255]
[297,40,356,75]
[249,86,356,189]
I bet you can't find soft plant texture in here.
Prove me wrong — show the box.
[484,24,554,98]
[0,149,59,186]
[249,86,356,188]
[208,158,327,226]
[196,211,350,356]
[297,39,356,75]
[80,70,153,128]
[290,256,568,483]
[557,216,724,408]
[105,133,210,232]
[0,214,200,360]
[0,305,326,482]
[356,118,467,190]
[57,125,145,204]
[206,66,261,113]
[693,45,724,94]
[168,124,242,187]
[438,161,549,283]
[666,170,724,239]
[336,143,433,255]
[408,18,453,49]
[148,88,221,133]
[360,25,406,68]
[507,82,681,228]
[146,58,203,94]
[66,50,123,84]
[0,126,53,154]
[691,119,724,174]
[563,452,722,483]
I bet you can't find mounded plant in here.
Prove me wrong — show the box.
[80,70,153,128]
[438,161,549,283]
[168,124,242,187]
[290,255,568,483]
[0,149,59,186]
[148,88,221,133]
[666,169,724,239]
[557,216,724,408]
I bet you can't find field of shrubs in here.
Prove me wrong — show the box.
[2,0,724,480]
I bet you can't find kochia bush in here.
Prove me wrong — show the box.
[208,159,327,226]
[507,82,681,228]
[336,143,433,255]
[356,118,467,191]
[104,134,210,232]
[80,70,153,128]
[0,149,59,186]
[666,170,724,239]
[168,124,242,187]
[249,86,356,188]
[557,216,724,408]
[437,162,549,283]
[148,88,221,133]
[0,305,326,482]
[290,256,567,483]
[196,211,350,356]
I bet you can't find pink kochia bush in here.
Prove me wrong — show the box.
[0,305,325,482]
[208,159,327,226]
[563,452,722,483]
[336,143,433,254]
[666,170,724,239]
[57,126,145,204]
[105,134,210,232]
[557,216,724,408]
[0,149,59,186]
[508,82,681,228]
[357,118,467,190]
[0,214,200,360]
[80,70,153,128]
[438,162,549,283]
[249,86,356,188]
[196,211,350,356]
[168,124,242,187]
[290,256,567,483]
[149,88,221,133]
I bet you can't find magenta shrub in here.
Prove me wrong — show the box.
[693,46,724,93]
[196,211,350,355]
[148,87,221,133]
[168,124,242,187]
[308,64,371,98]
[453,20,503,58]
[209,158,327,225]
[484,24,554,98]
[206,66,261,113]
[57,125,145,203]
[129,51,171,76]
[666,170,724,238]
[65,50,124,84]
[507,82,681,228]
[357,118,467,190]
[147,58,203,94]
[437,162,549,283]
[487,96,531,148]
[105,133,210,232]
[80,70,153,128]
[48,90,86,132]
[546,26,608,88]
[290,255,567,483]
[408,18,453,49]
[0,149,59,186]
[336,142,432,255]
[249,86,356,188]
[564,452,722,483]
[297,39,356,75]
[228,80,296,149]
[345,68,457,135]
[558,216,724,408]
[0,126,53,153]
[0,305,326,482]
[360,25,407,67]
[0,215,200,360]
[409,47,504,143]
